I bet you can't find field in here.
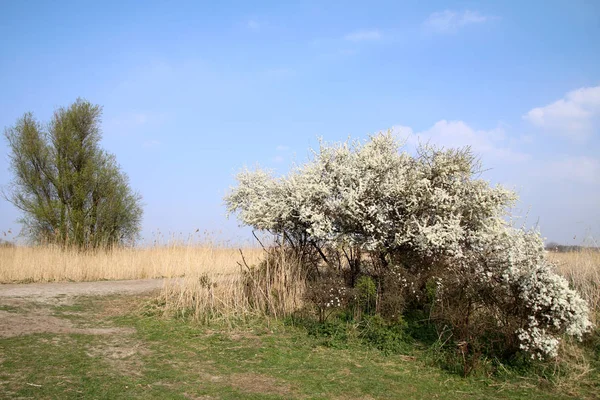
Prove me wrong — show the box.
[1,290,596,399]
[0,244,263,283]
[0,245,599,399]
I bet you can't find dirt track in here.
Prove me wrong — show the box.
[0,278,166,301]
[0,279,166,338]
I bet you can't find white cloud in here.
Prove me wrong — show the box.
[403,120,530,163]
[523,85,600,142]
[344,30,382,42]
[424,10,492,34]
[276,145,290,151]
[272,155,284,163]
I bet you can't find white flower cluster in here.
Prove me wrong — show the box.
[468,228,593,358]
[227,132,516,255]
[225,130,593,358]
[325,287,345,308]
[517,327,560,359]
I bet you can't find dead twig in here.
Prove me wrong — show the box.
[238,249,252,271]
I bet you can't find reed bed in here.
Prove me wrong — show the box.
[549,248,600,322]
[2,243,597,325]
[0,245,263,283]
[160,248,307,323]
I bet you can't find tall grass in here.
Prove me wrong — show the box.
[549,248,600,323]
[0,242,306,323]
[2,242,597,328]
[160,247,307,323]
[0,244,263,283]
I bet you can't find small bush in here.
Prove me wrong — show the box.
[304,273,348,322]
[305,319,351,349]
[358,315,411,355]
[353,275,377,317]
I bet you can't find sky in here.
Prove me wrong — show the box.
[0,0,599,246]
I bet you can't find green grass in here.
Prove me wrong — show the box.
[0,304,21,313]
[0,295,596,399]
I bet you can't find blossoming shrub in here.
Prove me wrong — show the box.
[225,131,592,360]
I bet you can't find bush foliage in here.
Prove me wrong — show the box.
[225,131,592,361]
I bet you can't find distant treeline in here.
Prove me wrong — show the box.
[545,242,600,253]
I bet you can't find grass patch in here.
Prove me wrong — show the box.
[0,304,22,313]
[0,294,597,399]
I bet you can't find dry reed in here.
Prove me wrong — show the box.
[549,248,600,323]
[0,243,306,323]
[2,242,597,326]
[0,244,263,283]
[160,248,307,323]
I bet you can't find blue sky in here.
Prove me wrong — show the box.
[1,0,599,245]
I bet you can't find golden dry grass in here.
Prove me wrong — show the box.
[160,248,307,323]
[0,243,304,322]
[0,245,263,283]
[2,243,597,325]
[549,249,600,322]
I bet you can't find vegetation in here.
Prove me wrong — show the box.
[3,99,143,249]
[1,126,598,396]
[0,240,598,396]
[1,294,597,399]
[224,131,592,363]
[0,241,262,283]
[546,243,600,253]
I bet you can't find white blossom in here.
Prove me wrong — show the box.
[225,130,593,358]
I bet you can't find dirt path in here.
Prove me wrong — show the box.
[0,279,166,338]
[0,278,166,302]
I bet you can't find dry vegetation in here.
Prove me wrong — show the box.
[0,240,310,324]
[157,245,600,329]
[0,244,263,284]
[549,248,600,323]
[160,248,307,323]
[2,242,598,325]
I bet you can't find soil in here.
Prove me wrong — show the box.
[0,278,164,338]
[0,278,165,303]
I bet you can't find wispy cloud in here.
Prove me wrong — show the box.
[106,112,170,133]
[143,139,161,149]
[265,68,296,79]
[523,85,600,142]
[344,29,382,42]
[424,10,492,34]
[109,112,150,128]
[272,145,290,163]
[540,156,600,184]
[247,19,260,31]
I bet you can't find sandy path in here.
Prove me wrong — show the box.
[0,278,166,301]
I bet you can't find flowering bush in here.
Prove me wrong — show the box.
[467,228,593,359]
[225,131,592,359]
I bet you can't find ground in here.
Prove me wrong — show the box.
[0,279,594,399]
